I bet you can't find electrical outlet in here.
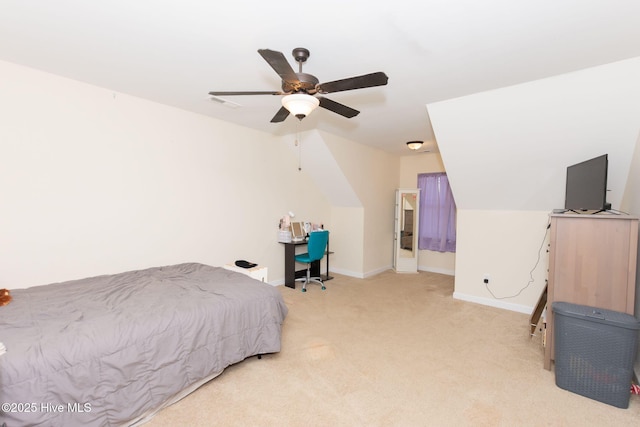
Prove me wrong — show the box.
[483,274,490,284]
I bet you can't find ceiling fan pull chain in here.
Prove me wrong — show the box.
[296,123,302,171]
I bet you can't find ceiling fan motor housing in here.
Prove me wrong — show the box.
[282,72,319,94]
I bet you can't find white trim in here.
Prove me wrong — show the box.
[418,266,455,276]
[270,268,366,285]
[330,267,365,279]
[273,265,455,284]
[453,291,533,315]
[269,269,363,286]
[363,266,392,278]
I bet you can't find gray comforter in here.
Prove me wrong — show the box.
[0,263,288,426]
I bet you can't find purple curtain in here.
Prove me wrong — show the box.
[417,173,457,252]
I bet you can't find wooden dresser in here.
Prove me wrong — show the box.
[544,213,639,370]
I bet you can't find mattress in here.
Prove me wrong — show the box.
[0,263,288,426]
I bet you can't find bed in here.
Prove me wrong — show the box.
[0,262,288,426]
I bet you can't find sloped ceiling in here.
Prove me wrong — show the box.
[286,130,362,208]
[428,57,640,211]
[1,1,640,155]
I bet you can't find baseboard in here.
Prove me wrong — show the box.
[453,291,534,315]
[322,265,454,279]
[267,280,283,287]
[418,266,455,276]
[271,265,454,284]
[269,268,368,286]
[330,267,366,279]
[273,265,393,282]
[363,265,392,278]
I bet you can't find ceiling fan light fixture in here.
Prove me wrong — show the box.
[281,93,320,120]
[406,141,424,150]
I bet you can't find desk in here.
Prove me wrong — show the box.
[281,238,333,289]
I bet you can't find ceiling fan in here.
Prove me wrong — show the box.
[209,48,388,123]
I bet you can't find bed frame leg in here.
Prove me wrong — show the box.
[257,354,262,359]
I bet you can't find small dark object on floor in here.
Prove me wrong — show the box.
[235,260,257,269]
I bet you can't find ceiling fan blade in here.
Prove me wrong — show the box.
[270,106,290,123]
[258,49,299,84]
[318,97,360,118]
[317,72,389,94]
[208,91,282,96]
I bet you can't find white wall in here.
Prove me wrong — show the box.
[323,132,400,277]
[428,57,640,312]
[284,131,365,278]
[399,152,456,275]
[330,207,365,277]
[0,60,332,288]
[0,59,405,288]
[281,130,401,278]
[454,209,550,313]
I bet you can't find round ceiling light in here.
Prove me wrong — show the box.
[406,141,424,150]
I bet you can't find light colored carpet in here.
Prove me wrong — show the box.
[146,270,639,426]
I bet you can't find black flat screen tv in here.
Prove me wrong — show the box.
[564,154,609,211]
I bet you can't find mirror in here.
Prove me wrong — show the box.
[400,195,417,256]
[290,222,305,241]
[394,189,419,273]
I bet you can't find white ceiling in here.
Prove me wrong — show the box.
[1,1,640,155]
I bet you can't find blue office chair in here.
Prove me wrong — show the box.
[294,230,329,292]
